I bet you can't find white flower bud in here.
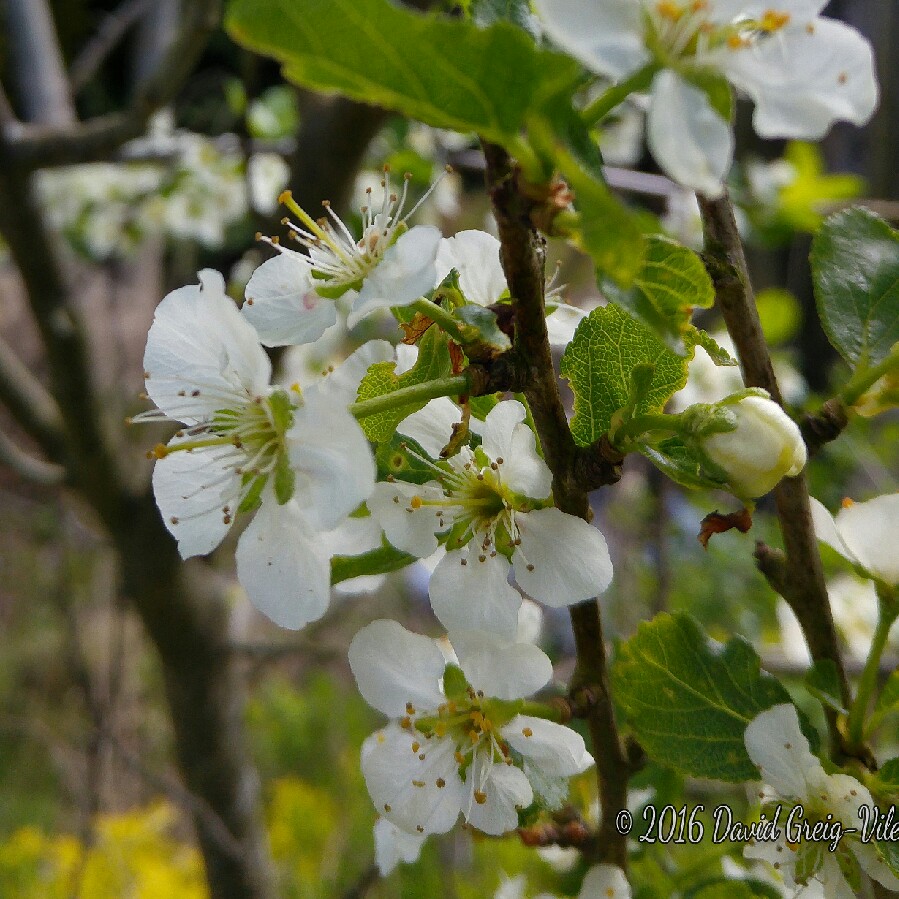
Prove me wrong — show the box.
[701,394,806,499]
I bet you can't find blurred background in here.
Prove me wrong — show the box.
[0,1,896,897]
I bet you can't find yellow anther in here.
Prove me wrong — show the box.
[400,716,412,729]
[469,730,479,744]
[410,495,423,509]
[656,0,683,20]
[377,733,386,744]
[406,702,416,715]
[436,778,446,788]
[278,189,294,205]
[727,34,749,49]
[412,780,425,788]
[455,751,464,765]
[760,9,790,31]
[152,443,170,459]
[522,727,533,737]
[841,496,855,508]
[411,741,420,753]
[474,790,487,805]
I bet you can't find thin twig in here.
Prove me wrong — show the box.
[0,429,65,485]
[70,0,157,93]
[697,192,854,761]
[5,0,221,168]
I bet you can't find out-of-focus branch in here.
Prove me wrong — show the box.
[0,335,67,460]
[483,142,632,869]
[698,192,855,762]
[6,0,76,125]
[5,0,220,168]
[70,0,156,94]
[0,429,65,485]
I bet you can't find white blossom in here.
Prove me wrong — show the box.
[243,172,444,345]
[369,400,613,638]
[350,620,593,837]
[135,270,375,628]
[744,704,899,896]
[810,493,899,588]
[700,392,806,498]
[436,229,586,347]
[534,0,878,196]
[373,817,426,876]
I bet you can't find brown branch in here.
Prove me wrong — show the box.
[5,0,76,125]
[69,0,156,94]
[5,0,221,168]
[483,142,631,869]
[0,335,67,460]
[697,192,854,760]
[800,397,849,455]
[0,429,65,485]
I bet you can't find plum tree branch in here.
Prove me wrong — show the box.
[483,141,631,869]
[698,192,855,761]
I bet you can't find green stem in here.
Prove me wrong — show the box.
[412,298,465,343]
[581,66,658,127]
[847,588,899,747]
[348,374,471,420]
[612,412,682,447]
[840,348,899,407]
[517,700,565,723]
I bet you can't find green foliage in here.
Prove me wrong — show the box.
[551,143,648,286]
[638,437,724,492]
[811,208,899,368]
[356,326,452,442]
[870,758,899,801]
[609,235,715,347]
[456,304,511,351]
[869,669,899,735]
[226,0,580,147]
[331,541,416,585]
[755,288,801,346]
[804,659,848,715]
[612,613,802,781]
[561,304,688,445]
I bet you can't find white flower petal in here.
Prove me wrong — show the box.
[545,304,587,347]
[465,760,533,835]
[435,230,507,306]
[151,442,241,558]
[235,497,331,629]
[810,497,859,568]
[429,550,522,640]
[373,818,426,877]
[452,634,552,700]
[852,841,899,893]
[361,724,465,835]
[305,339,395,407]
[482,401,553,499]
[349,620,447,717]
[368,480,444,558]
[399,397,463,458]
[722,18,878,139]
[743,704,821,800]
[288,390,375,531]
[243,252,338,347]
[832,494,899,586]
[502,715,593,778]
[513,507,613,606]
[708,0,827,24]
[144,269,271,423]
[647,70,733,198]
[533,0,650,80]
[348,226,442,327]
[578,864,631,899]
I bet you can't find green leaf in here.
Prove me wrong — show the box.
[870,669,899,734]
[691,881,780,899]
[456,304,511,351]
[869,757,899,801]
[330,542,416,585]
[609,236,715,347]
[356,326,453,443]
[612,612,804,782]
[551,143,648,285]
[638,437,725,492]
[755,287,801,346]
[811,208,899,367]
[681,67,733,123]
[684,327,738,366]
[226,0,580,146]
[469,0,536,33]
[561,304,688,445]
[804,659,848,715]
[375,433,440,485]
